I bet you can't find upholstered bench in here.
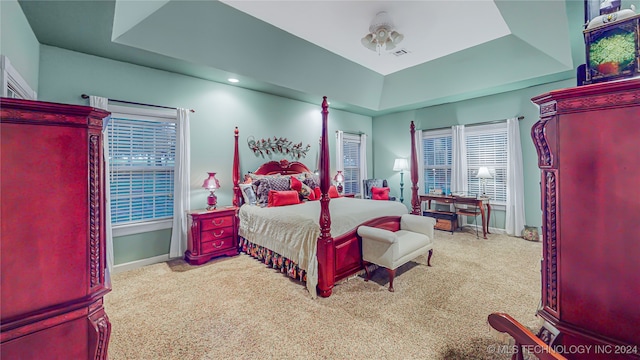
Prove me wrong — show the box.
[357,214,436,292]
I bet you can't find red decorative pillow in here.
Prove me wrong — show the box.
[268,190,300,207]
[290,176,312,200]
[290,176,301,191]
[313,187,322,200]
[308,187,317,201]
[328,185,340,198]
[371,186,390,200]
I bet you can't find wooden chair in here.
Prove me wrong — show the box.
[453,195,481,238]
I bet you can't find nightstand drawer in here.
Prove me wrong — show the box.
[201,215,234,231]
[201,226,235,242]
[201,237,234,254]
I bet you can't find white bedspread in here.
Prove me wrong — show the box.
[238,198,409,297]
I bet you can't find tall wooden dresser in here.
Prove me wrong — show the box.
[1,98,111,359]
[531,79,640,358]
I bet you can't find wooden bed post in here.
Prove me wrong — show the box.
[317,96,335,298]
[410,121,420,215]
[232,126,242,207]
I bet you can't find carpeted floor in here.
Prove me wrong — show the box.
[105,228,543,360]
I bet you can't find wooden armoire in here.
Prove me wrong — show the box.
[531,78,640,358]
[1,98,111,359]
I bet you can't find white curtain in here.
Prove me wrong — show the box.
[451,125,467,194]
[169,109,191,258]
[505,118,526,236]
[359,133,368,188]
[335,130,344,171]
[89,96,114,278]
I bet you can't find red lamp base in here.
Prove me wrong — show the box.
[207,192,217,210]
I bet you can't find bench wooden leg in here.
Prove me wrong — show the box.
[386,268,396,292]
[427,249,433,266]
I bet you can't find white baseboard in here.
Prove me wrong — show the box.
[460,224,508,236]
[113,254,170,274]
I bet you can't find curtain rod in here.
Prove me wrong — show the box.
[421,115,523,132]
[81,94,195,113]
[336,130,365,135]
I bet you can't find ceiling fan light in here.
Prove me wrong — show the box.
[390,31,404,45]
[361,33,374,47]
[376,27,388,40]
[362,11,403,53]
[365,40,378,51]
[385,38,396,50]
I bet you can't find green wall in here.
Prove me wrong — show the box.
[0,0,39,92]
[372,79,576,232]
[37,45,372,265]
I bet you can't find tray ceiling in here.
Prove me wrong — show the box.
[19,0,579,116]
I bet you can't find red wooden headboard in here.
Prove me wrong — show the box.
[253,159,312,175]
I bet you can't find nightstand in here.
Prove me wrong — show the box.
[185,206,238,265]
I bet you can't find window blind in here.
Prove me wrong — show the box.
[342,135,361,195]
[422,134,452,194]
[465,125,507,203]
[108,117,176,225]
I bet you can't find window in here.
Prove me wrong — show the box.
[1,55,37,100]
[465,123,507,203]
[342,134,361,195]
[107,106,177,235]
[420,123,508,205]
[422,130,452,194]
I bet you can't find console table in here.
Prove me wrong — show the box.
[419,194,491,239]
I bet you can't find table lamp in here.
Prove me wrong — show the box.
[202,172,220,210]
[476,167,492,195]
[393,158,409,203]
[333,171,345,194]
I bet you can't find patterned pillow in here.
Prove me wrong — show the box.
[302,172,320,189]
[254,176,292,206]
[239,183,257,205]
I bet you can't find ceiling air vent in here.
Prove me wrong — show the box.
[392,49,409,57]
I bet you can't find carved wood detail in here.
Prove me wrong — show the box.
[556,90,640,113]
[539,101,557,117]
[532,117,553,168]
[233,127,241,207]
[316,96,335,298]
[252,159,312,175]
[410,121,420,215]
[89,309,111,360]
[89,134,102,289]
[544,171,558,313]
[190,220,200,256]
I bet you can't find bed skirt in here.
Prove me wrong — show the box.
[238,236,307,283]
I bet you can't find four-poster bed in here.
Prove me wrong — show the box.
[231,97,421,298]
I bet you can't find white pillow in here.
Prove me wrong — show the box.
[239,183,257,205]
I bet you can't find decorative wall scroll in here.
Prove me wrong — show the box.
[247,136,311,159]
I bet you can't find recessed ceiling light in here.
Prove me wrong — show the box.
[228,78,239,83]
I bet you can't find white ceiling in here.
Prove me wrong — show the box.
[221,1,511,75]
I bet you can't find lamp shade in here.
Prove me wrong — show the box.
[333,170,344,183]
[476,167,493,179]
[393,158,409,171]
[202,172,220,190]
